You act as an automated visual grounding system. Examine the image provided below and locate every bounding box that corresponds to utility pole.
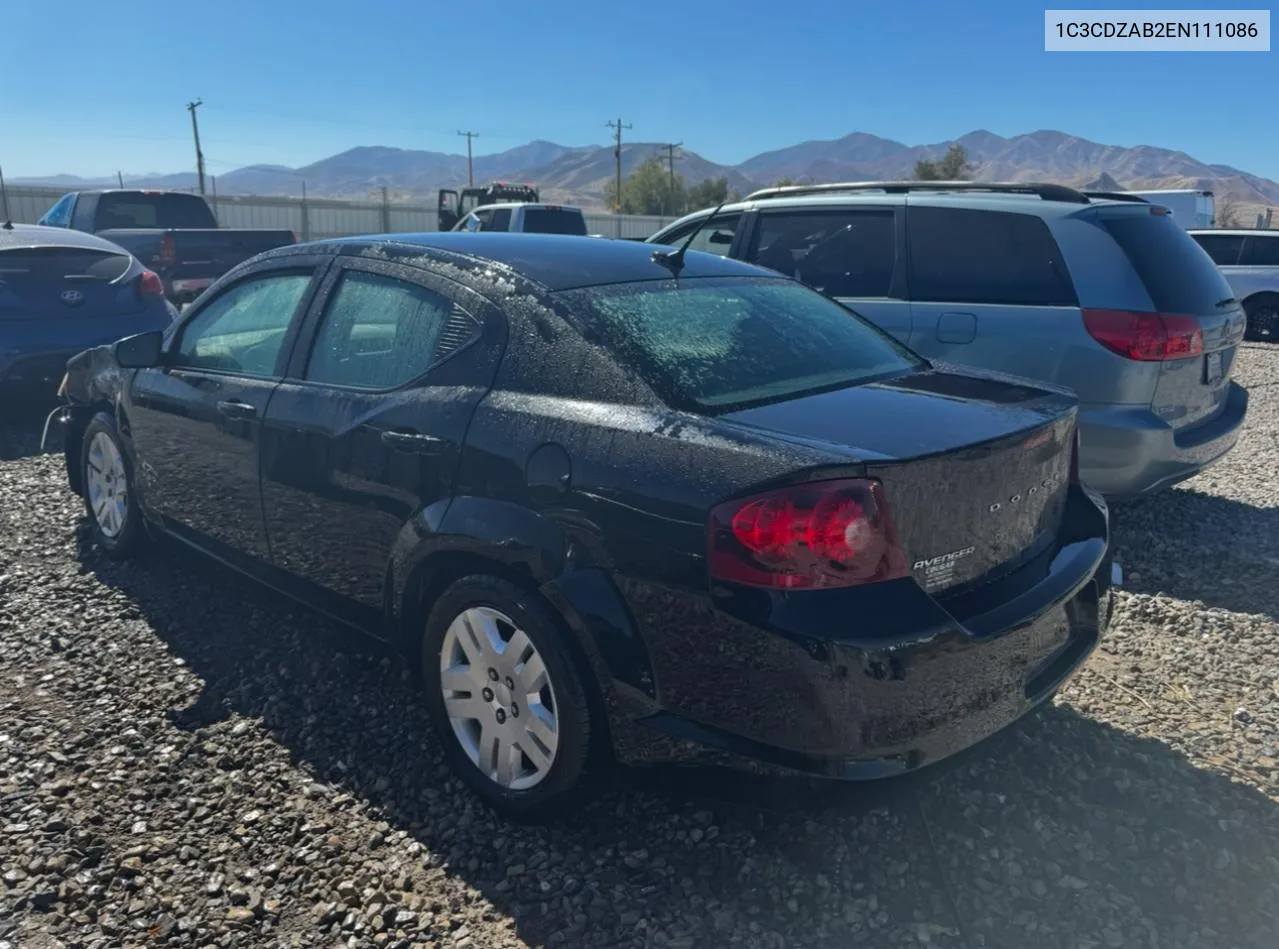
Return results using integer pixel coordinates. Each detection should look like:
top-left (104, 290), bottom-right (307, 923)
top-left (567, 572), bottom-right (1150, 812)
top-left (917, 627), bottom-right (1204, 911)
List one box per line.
top-left (606, 118), bottom-right (632, 214)
top-left (457, 130), bottom-right (478, 186)
top-left (661, 142), bottom-right (683, 215)
top-left (0, 165), bottom-right (9, 223)
top-left (186, 98), bottom-right (206, 195)
top-left (116, 170), bottom-right (124, 188)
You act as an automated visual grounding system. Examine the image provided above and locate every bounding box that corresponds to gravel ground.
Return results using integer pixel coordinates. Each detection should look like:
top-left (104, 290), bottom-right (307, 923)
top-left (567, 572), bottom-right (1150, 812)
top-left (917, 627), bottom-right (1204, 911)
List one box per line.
top-left (2, 347), bottom-right (1279, 949)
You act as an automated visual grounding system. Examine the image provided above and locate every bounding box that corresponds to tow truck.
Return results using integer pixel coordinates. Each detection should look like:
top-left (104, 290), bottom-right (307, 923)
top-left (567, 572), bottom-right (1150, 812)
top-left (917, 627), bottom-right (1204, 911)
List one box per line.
top-left (438, 182), bottom-right (539, 231)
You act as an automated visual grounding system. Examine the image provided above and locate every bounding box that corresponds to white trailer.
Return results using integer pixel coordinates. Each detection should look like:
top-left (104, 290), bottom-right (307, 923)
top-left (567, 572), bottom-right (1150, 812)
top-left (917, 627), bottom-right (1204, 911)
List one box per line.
top-left (1125, 190), bottom-right (1215, 229)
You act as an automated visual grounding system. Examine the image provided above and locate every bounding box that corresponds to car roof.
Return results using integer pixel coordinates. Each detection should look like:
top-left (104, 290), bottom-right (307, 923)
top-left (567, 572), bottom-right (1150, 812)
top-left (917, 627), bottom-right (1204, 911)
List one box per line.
top-left (0, 222), bottom-right (134, 254)
top-left (301, 231), bottom-right (775, 291)
top-left (656, 187), bottom-right (1136, 234)
top-left (471, 202), bottom-right (583, 213)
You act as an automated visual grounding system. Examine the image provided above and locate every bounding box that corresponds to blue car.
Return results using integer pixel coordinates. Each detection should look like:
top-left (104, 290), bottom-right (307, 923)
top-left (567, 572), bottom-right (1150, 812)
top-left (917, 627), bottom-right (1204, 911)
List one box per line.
top-left (1, 223), bottom-right (177, 392)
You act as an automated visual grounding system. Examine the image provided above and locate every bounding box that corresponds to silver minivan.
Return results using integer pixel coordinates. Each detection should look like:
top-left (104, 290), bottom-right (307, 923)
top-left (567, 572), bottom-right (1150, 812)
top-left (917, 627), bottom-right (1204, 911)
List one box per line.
top-left (648, 182), bottom-right (1249, 498)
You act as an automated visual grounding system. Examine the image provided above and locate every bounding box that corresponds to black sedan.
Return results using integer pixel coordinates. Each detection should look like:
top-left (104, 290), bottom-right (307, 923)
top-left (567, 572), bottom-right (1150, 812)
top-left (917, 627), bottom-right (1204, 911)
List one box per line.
top-left (55, 232), bottom-right (1118, 818)
top-left (1, 223), bottom-right (176, 392)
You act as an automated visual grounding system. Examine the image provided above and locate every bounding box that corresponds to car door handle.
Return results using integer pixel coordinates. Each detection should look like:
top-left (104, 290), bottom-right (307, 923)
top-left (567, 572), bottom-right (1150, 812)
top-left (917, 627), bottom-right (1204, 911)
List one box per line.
top-left (380, 429), bottom-right (446, 454)
top-left (216, 399), bottom-right (258, 420)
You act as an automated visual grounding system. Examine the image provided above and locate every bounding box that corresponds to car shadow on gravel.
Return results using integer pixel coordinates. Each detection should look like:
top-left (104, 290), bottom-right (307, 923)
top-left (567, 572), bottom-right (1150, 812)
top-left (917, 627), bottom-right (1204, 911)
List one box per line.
top-left (76, 535), bottom-right (1279, 949)
top-left (0, 396), bottom-right (60, 462)
top-left (1112, 490), bottom-right (1279, 621)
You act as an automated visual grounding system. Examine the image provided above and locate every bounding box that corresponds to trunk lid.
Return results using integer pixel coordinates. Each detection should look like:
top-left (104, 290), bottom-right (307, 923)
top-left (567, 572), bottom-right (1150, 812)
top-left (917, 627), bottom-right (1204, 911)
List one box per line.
top-left (1099, 210), bottom-right (1246, 431)
top-left (718, 368), bottom-right (1077, 595)
top-left (0, 246), bottom-right (143, 320)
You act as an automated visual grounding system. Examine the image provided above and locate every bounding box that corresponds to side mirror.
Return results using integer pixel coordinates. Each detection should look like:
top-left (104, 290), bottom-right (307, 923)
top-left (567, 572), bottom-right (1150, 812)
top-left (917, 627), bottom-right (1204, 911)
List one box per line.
top-left (708, 230), bottom-right (734, 245)
top-left (113, 330), bottom-right (165, 369)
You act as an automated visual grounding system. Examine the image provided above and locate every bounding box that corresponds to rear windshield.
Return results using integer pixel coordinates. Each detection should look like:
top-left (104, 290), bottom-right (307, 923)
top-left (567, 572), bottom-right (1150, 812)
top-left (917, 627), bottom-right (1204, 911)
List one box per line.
top-left (1101, 213), bottom-right (1234, 313)
top-left (557, 277), bottom-right (925, 412)
top-left (95, 193), bottom-right (217, 230)
top-left (523, 209), bottom-right (588, 236)
top-left (0, 247), bottom-right (132, 284)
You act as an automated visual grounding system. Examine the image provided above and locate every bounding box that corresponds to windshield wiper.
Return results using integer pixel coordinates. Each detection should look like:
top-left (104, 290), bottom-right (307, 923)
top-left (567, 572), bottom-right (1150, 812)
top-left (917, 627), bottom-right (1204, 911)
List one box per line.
top-left (651, 202), bottom-right (727, 279)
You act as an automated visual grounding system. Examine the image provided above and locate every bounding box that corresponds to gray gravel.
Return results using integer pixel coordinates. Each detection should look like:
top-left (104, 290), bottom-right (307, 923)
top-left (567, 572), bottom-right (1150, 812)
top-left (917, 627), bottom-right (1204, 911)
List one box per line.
top-left (3, 347), bottom-right (1279, 949)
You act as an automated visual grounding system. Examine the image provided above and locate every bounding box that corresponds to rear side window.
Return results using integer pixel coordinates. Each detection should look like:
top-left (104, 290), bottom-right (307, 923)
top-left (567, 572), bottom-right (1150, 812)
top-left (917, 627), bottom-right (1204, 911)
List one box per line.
top-left (1191, 233), bottom-right (1245, 265)
top-left (556, 277), bottom-right (925, 412)
top-left (1241, 235), bottom-right (1279, 266)
top-left (305, 271), bottom-right (454, 389)
top-left (40, 195), bottom-right (75, 228)
top-left (95, 193), bottom-right (216, 229)
top-left (907, 207), bottom-right (1077, 307)
top-left (522, 209), bottom-right (588, 236)
top-left (1101, 213), bottom-right (1235, 313)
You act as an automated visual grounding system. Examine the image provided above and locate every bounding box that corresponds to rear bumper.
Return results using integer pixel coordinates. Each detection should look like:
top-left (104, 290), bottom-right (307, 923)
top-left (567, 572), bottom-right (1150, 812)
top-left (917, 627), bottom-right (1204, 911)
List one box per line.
top-left (595, 486), bottom-right (1115, 779)
top-left (0, 348), bottom-right (82, 388)
top-left (1077, 381), bottom-right (1248, 498)
top-left (1, 309), bottom-right (176, 389)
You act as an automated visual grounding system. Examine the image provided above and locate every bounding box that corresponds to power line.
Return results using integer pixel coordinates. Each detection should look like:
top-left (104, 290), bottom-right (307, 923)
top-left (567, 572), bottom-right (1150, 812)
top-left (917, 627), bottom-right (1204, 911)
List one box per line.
top-left (606, 118), bottom-right (632, 214)
top-left (186, 98), bottom-right (206, 195)
top-left (457, 130), bottom-right (479, 186)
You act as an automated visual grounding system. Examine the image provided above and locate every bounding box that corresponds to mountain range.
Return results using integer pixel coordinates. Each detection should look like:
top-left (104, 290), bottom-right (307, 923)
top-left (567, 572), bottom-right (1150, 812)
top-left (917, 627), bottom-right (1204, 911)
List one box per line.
top-left (14, 129), bottom-right (1279, 223)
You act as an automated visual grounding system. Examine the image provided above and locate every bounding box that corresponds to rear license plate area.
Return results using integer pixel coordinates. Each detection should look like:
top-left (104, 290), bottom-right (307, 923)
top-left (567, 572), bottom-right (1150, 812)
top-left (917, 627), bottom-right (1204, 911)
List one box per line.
top-left (1204, 351), bottom-right (1224, 386)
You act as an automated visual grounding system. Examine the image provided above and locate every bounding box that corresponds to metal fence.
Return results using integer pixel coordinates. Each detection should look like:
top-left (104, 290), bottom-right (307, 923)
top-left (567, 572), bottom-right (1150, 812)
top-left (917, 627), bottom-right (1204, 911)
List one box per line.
top-left (0, 184), bottom-right (677, 241)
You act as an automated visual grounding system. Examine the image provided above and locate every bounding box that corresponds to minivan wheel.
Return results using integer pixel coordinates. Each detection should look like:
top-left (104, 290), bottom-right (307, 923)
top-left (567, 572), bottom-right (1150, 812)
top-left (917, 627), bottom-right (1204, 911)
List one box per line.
top-left (421, 576), bottom-right (594, 819)
top-left (1243, 295), bottom-right (1279, 342)
top-left (81, 411), bottom-right (146, 558)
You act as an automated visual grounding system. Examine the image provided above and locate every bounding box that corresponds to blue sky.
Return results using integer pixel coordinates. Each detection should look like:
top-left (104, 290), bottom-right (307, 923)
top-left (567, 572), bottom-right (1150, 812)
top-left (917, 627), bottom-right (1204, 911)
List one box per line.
top-left (3, 0), bottom-right (1275, 180)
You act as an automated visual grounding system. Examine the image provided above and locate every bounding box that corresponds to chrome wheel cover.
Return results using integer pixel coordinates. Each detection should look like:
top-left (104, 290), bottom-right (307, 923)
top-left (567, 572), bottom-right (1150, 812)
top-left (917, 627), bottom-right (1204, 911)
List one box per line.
top-left (85, 431), bottom-right (128, 539)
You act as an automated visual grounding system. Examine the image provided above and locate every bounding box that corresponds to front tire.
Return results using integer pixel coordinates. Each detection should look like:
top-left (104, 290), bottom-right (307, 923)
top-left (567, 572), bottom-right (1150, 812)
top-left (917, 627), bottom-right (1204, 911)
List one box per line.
top-left (81, 411), bottom-right (146, 558)
top-left (421, 576), bottom-right (595, 820)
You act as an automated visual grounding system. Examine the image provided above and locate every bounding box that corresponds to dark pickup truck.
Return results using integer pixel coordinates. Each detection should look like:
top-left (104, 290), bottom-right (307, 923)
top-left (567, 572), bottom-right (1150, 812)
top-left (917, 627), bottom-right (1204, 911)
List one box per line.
top-left (37, 189), bottom-right (296, 305)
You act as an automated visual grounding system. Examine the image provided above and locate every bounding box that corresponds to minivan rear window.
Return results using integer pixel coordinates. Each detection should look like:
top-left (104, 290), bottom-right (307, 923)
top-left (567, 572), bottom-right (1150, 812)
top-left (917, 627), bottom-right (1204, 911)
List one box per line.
top-left (557, 277), bottom-right (925, 412)
top-left (523, 209), bottom-right (588, 236)
top-left (1102, 213), bottom-right (1235, 314)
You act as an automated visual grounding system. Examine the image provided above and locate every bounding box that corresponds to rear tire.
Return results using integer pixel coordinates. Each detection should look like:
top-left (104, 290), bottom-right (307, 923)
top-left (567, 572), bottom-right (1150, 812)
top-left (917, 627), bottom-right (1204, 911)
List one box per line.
top-left (1243, 294), bottom-right (1279, 342)
top-left (420, 575), bottom-right (595, 821)
top-left (81, 412), bottom-right (147, 559)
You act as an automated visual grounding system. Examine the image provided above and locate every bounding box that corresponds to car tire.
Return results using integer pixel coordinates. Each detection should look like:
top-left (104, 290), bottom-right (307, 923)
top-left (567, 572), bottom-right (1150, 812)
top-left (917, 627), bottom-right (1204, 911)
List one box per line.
top-left (81, 411), bottom-right (147, 559)
top-left (1243, 294), bottom-right (1279, 342)
top-left (421, 575), bottom-right (595, 820)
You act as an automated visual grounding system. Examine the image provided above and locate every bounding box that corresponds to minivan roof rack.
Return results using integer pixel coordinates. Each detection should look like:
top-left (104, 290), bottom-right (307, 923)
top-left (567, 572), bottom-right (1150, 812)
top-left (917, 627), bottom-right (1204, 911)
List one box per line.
top-left (744, 180), bottom-right (1092, 204)
top-left (1082, 191), bottom-right (1150, 203)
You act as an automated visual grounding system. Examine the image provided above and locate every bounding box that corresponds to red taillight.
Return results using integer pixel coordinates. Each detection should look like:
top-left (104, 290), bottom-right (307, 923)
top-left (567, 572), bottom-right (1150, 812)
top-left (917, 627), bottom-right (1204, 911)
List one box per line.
top-left (139, 270), bottom-right (164, 296)
top-left (1082, 308), bottom-right (1203, 361)
top-left (708, 478), bottom-right (909, 590)
top-left (159, 233), bottom-right (176, 266)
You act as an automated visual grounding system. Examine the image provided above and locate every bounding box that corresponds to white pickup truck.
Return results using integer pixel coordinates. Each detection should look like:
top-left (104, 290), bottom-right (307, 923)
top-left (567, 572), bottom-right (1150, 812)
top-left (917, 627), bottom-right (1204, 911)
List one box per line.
top-left (451, 202), bottom-right (589, 236)
top-left (1188, 229), bottom-right (1279, 341)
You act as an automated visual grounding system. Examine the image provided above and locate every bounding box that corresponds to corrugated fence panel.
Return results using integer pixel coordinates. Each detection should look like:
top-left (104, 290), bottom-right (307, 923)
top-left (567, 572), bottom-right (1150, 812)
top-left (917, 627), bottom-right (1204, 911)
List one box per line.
top-left (1, 185), bottom-right (676, 241)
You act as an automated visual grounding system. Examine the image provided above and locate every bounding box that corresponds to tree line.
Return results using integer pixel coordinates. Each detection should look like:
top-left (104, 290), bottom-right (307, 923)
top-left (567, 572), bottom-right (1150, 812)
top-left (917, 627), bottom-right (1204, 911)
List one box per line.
top-left (605, 145), bottom-right (975, 215)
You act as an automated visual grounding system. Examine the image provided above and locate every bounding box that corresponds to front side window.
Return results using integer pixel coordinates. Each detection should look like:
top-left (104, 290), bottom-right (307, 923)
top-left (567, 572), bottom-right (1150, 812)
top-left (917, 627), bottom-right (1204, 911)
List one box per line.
top-left (175, 272), bottom-right (312, 376)
top-left (748, 210), bottom-right (896, 297)
top-left (907, 206), bottom-right (1077, 307)
top-left (305, 271), bottom-right (453, 389)
top-left (651, 214), bottom-right (741, 257)
top-left (557, 276), bottom-right (924, 412)
top-left (488, 207), bottom-right (512, 231)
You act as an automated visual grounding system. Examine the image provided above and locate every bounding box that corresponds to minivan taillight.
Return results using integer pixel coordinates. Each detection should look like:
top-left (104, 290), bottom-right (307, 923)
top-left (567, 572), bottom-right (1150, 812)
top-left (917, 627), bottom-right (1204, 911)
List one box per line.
top-left (708, 478), bottom-right (909, 589)
top-left (1082, 308), bottom-right (1204, 361)
top-left (159, 233), bottom-right (176, 267)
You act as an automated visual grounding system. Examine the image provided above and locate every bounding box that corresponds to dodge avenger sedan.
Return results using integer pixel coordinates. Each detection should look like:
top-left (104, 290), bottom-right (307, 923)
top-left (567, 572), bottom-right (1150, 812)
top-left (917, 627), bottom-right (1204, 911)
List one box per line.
top-left (54, 232), bottom-right (1118, 818)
